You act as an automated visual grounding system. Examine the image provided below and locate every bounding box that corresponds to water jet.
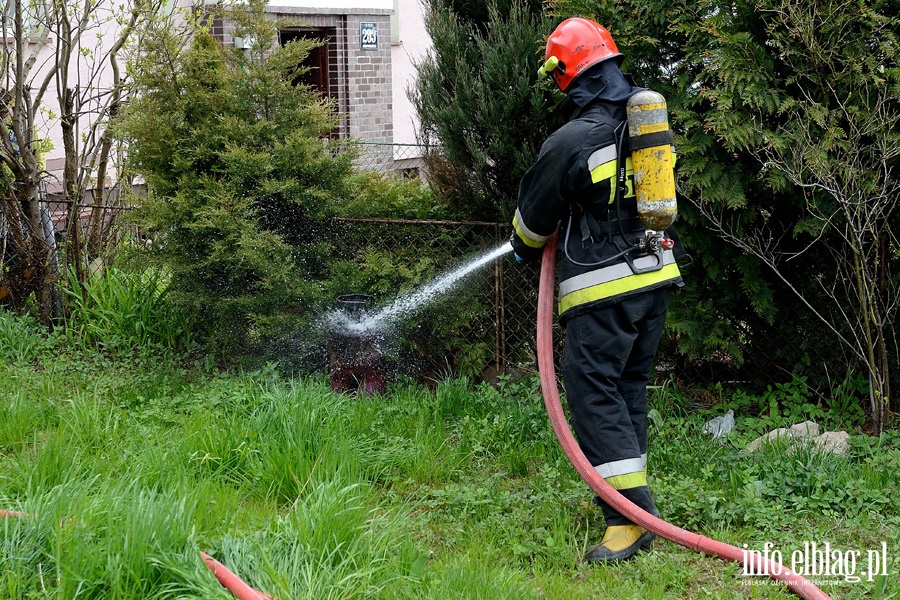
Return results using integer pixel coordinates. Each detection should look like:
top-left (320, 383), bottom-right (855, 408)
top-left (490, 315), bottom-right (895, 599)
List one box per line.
top-left (324, 242), bottom-right (514, 392)
top-left (327, 294), bottom-right (387, 396)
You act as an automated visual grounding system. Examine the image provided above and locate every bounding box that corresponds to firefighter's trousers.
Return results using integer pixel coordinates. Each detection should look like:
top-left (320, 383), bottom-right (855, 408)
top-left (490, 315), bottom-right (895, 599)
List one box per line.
top-left (561, 286), bottom-right (672, 526)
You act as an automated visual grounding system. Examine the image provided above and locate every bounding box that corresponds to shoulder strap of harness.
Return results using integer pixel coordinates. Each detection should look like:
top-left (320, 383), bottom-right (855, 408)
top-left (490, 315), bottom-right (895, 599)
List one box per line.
top-left (573, 112), bottom-right (638, 247)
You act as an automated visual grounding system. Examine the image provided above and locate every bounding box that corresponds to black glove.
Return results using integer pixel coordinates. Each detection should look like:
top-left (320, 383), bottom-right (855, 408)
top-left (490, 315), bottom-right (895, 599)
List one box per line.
top-left (510, 231), bottom-right (543, 263)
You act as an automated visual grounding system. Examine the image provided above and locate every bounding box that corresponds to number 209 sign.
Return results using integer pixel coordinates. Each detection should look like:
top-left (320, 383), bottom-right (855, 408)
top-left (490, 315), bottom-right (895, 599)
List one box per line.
top-left (360, 22), bottom-right (378, 50)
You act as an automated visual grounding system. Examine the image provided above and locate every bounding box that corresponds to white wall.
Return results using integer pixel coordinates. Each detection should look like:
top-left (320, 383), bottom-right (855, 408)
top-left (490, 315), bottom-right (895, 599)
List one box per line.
top-left (390, 0), bottom-right (430, 148)
top-left (262, 0), bottom-right (430, 151)
top-left (265, 0), bottom-right (391, 9)
top-left (37, 0), bottom-right (195, 192)
top-left (36, 0), bottom-right (430, 185)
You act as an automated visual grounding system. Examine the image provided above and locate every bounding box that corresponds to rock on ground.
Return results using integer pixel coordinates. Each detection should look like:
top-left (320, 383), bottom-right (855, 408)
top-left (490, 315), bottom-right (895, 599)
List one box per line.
top-left (747, 422), bottom-right (850, 455)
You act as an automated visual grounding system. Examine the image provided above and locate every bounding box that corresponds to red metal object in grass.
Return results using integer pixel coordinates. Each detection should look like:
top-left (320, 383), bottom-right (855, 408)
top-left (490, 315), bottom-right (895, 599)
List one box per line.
top-left (328, 294), bottom-right (387, 396)
top-left (1, 509), bottom-right (273, 600)
top-left (536, 233), bottom-right (831, 600)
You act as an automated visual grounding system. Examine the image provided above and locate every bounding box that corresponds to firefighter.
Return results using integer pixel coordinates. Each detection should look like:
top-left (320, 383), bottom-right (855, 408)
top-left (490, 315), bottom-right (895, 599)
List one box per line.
top-left (511, 17), bottom-right (684, 563)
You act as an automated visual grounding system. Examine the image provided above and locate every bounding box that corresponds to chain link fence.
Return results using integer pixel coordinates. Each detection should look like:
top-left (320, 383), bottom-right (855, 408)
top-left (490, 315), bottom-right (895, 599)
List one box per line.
top-left (4, 202), bottom-right (869, 395)
top-left (322, 217), bottom-right (540, 381)
top-left (323, 216), bottom-right (873, 396)
top-left (6, 182), bottom-right (881, 398)
top-left (353, 142), bottom-right (428, 176)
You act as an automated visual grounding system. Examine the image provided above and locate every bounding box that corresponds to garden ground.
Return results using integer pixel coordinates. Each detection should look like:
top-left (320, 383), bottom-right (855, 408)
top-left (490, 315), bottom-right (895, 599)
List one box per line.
top-left (1, 310), bottom-right (898, 599)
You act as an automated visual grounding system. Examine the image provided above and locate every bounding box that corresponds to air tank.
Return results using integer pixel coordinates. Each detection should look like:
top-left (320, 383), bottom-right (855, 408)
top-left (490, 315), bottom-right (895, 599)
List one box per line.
top-left (626, 90), bottom-right (678, 231)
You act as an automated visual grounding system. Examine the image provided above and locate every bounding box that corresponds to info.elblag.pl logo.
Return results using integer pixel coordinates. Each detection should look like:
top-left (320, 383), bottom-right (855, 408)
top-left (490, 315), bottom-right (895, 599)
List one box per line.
top-left (742, 541), bottom-right (890, 583)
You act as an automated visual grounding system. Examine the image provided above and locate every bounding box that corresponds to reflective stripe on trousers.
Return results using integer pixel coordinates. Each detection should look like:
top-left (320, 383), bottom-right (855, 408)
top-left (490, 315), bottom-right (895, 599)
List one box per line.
top-left (594, 454), bottom-right (649, 490)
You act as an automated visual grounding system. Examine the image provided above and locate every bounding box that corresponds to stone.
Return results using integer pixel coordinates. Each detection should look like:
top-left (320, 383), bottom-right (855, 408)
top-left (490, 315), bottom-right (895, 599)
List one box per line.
top-left (790, 420), bottom-right (820, 439)
top-left (748, 422), bottom-right (850, 455)
top-left (814, 431), bottom-right (851, 455)
top-left (746, 428), bottom-right (794, 452)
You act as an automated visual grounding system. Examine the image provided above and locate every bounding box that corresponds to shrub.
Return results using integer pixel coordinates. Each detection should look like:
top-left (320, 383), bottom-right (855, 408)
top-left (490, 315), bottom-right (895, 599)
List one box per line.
top-left (63, 265), bottom-right (195, 354)
top-left (120, 2), bottom-right (352, 349)
top-left (337, 171), bottom-right (452, 220)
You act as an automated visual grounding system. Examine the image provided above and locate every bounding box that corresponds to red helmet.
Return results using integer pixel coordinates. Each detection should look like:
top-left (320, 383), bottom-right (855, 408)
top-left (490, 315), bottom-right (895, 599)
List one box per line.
top-left (538, 18), bottom-right (622, 92)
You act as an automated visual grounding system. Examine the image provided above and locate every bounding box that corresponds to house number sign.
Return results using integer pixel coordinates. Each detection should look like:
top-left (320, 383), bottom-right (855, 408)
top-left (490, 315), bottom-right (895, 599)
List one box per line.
top-left (360, 22), bottom-right (378, 50)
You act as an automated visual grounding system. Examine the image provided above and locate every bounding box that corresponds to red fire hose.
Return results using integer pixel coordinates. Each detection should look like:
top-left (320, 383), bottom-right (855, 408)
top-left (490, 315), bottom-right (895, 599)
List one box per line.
top-left (536, 234), bottom-right (830, 600)
top-left (201, 552), bottom-right (272, 599)
top-left (0, 509), bottom-right (272, 600)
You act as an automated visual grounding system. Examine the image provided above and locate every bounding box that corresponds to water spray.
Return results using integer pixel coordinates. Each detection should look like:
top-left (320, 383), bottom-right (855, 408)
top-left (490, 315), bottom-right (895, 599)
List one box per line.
top-left (326, 241), bottom-right (514, 394)
top-left (328, 242), bottom-right (513, 336)
top-left (327, 294), bottom-right (387, 396)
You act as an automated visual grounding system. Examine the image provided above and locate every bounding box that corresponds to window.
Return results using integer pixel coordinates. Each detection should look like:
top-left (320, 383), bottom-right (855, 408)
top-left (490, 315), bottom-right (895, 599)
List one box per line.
top-left (280, 28), bottom-right (334, 98)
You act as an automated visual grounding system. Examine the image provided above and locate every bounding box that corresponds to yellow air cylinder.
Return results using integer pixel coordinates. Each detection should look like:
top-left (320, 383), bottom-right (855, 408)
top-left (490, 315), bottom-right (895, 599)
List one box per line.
top-left (626, 90), bottom-right (678, 231)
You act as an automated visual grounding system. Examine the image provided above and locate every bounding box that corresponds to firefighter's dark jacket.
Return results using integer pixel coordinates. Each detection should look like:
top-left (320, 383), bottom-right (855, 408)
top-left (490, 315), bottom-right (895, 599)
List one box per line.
top-left (512, 65), bottom-right (684, 321)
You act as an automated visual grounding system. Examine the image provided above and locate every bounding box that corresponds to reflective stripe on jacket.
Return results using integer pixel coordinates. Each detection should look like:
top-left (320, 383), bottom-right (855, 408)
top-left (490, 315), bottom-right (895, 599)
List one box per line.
top-left (558, 250), bottom-right (680, 315)
top-left (512, 99), bottom-right (682, 320)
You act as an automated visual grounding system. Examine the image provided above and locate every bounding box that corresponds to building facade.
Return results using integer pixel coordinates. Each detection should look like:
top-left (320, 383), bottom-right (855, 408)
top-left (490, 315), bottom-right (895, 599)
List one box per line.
top-left (33, 0), bottom-right (430, 188)
top-left (223, 0), bottom-right (430, 172)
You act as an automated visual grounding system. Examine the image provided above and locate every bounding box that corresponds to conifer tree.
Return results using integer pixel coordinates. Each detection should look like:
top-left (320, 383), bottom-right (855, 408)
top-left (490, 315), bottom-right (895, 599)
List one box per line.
top-left (413, 0), bottom-right (557, 221)
top-left (558, 0), bottom-right (900, 430)
top-left (676, 0), bottom-right (900, 432)
top-left (418, 0), bottom-right (899, 429)
top-left (119, 1), bottom-right (353, 347)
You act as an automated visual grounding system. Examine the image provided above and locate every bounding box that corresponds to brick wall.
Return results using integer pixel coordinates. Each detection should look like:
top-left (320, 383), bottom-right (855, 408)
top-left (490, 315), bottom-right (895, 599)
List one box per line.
top-left (269, 7), bottom-right (394, 168)
top-left (343, 15), bottom-right (392, 146)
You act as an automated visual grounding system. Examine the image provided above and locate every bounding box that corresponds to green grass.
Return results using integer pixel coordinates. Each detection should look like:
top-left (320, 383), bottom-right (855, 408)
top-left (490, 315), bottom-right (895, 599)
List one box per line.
top-left (63, 265), bottom-right (196, 354)
top-left (1, 309), bottom-right (898, 599)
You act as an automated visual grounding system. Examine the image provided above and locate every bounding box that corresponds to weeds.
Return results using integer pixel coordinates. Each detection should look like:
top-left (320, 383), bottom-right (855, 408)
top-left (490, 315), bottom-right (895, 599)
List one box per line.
top-left (0, 309), bottom-right (57, 364)
top-left (63, 264), bottom-right (196, 354)
top-left (0, 309), bottom-right (897, 599)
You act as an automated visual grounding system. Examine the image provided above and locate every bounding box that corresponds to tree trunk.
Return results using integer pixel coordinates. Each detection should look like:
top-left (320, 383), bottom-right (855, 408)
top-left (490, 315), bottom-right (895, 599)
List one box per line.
top-left (61, 86), bottom-right (85, 287)
top-left (20, 178), bottom-right (51, 321)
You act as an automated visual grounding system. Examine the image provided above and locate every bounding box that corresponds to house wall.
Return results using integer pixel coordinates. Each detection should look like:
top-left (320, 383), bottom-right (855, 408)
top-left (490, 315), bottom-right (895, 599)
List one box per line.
top-left (36, 0), bottom-right (430, 185)
top-left (271, 0), bottom-right (432, 171)
top-left (35, 0), bottom-right (196, 195)
top-left (391, 0), bottom-right (430, 148)
top-left (34, 1), bottom-right (124, 193)
top-left (268, 1), bottom-right (395, 163)
top-left (285, 0), bottom-right (391, 9)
